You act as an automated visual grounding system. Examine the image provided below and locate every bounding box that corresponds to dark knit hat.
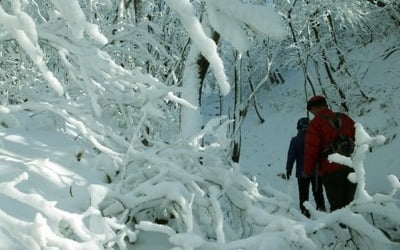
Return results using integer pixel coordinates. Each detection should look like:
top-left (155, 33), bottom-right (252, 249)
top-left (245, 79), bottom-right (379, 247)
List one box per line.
top-left (306, 95), bottom-right (327, 111)
top-left (296, 117), bottom-right (309, 130)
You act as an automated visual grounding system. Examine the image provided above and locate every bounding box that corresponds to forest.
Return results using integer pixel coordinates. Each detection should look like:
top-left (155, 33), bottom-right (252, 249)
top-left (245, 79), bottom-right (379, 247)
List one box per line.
top-left (0, 0), bottom-right (399, 249)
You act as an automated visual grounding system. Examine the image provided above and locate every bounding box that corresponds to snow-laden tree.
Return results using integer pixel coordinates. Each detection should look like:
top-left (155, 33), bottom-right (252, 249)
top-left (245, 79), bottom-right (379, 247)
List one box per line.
top-left (0, 0), bottom-right (400, 249)
top-left (0, 0), bottom-right (291, 248)
top-left (273, 0), bottom-right (400, 112)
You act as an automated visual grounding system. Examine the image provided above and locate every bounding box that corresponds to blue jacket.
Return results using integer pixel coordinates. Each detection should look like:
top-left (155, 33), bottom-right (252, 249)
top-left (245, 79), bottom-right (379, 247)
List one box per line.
top-left (286, 130), bottom-right (306, 178)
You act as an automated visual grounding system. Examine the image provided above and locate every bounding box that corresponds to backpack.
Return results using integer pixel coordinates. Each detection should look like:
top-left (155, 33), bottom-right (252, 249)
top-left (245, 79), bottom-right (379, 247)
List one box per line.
top-left (321, 113), bottom-right (355, 158)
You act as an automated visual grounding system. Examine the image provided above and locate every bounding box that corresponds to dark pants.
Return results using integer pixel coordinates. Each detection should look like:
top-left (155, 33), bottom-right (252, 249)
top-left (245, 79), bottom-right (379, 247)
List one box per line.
top-left (297, 176), bottom-right (325, 216)
top-left (322, 167), bottom-right (357, 211)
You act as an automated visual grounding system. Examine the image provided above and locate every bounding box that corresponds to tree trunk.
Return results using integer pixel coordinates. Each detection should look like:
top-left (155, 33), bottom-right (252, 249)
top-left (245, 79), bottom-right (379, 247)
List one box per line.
top-left (326, 14), bottom-right (372, 102)
top-left (198, 32), bottom-right (220, 106)
top-left (180, 44), bottom-right (203, 138)
top-left (231, 52), bottom-right (242, 163)
top-left (311, 22), bottom-right (348, 112)
top-left (287, 0), bottom-right (316, 95)
top-left (180, 31), bottom-right (220, 138)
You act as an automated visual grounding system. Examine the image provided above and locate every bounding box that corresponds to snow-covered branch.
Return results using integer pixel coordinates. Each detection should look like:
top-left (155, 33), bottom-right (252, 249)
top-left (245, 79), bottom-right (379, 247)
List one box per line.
top-left (0, 173), bottom-right (136, 249)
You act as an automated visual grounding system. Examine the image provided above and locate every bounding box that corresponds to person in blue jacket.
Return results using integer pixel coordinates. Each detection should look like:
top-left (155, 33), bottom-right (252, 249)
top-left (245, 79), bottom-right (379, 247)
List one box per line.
top-left (285, 117), bottom-right (325, 217)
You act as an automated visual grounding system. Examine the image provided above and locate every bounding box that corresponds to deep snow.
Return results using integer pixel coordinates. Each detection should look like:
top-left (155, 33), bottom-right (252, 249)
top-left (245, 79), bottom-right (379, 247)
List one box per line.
top-left (0, 38), bottom-right (399, 249)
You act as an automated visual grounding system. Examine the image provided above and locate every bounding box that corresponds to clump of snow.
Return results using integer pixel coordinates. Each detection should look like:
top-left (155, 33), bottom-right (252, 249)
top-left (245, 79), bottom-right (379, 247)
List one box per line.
top-left (206, 3), bottom-right (249, 53)
top-left (387, 175), bottom-right (400, 190)
top-left (165, 0), bottom-right (230, 96)
top-left (49, 0), bottom-right (86, 39)
top-left (88, 184), bottom-right (108, 208)
top-left (208, 0), bottom-right (286, 40)
top-left (85, 23), bottom-right (108, 46)
top-left (166, 91), bottom-right (198, 110)
top-left (328, 153), bottom-right (353, 167)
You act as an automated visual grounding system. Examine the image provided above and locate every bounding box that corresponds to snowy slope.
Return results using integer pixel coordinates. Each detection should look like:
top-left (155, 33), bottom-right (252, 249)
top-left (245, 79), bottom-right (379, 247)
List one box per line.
top-left (240, 38), bottom-right (400, 206)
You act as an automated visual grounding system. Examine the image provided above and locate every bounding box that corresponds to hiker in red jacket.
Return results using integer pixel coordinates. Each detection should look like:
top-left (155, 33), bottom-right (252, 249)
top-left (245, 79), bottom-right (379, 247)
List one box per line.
top-left (303, 96), bottom-right (357, 211)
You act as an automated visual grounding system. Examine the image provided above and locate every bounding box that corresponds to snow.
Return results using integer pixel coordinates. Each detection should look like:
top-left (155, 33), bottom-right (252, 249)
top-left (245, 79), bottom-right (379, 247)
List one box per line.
top-left (49, 0), bottom-right (86, 39)
top-left (239, 56), bottom-right (400, 199)
top-left (0, 3), bottom-right (64, 96)
top-left (180, 45), bottom-right (204, 137)
top-left (1, 46), bottom-right (400, 248)
top-left (208, 0), bottom-right (286, 40)
top-left (206, 2), bottom-right (250, 53)
top-left (0, 1), bottom-right (400, 249)
top-left (165, 0), bottom-right (231, 96)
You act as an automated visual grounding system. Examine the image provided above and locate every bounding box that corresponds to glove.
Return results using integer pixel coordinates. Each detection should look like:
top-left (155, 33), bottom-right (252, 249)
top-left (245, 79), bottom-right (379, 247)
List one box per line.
top-left (286, 170), bottom-right (291, 180)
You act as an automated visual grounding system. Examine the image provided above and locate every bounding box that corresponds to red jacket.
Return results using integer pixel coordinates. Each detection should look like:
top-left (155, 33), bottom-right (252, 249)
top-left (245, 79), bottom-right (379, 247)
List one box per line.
top-left (304, 108), bottom-right (355, 176)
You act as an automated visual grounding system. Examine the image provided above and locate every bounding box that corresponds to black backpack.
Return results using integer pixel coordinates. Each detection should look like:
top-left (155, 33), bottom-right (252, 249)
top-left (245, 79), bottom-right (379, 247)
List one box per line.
top-left (321, 113), bottom-right (355, 158)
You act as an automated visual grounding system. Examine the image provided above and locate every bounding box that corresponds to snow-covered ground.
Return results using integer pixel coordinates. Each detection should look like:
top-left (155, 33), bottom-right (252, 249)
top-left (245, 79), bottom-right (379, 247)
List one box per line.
top-left (0, 38), bottom-right (399, 249)
top-left (240, 41), bottom-right (400, 203)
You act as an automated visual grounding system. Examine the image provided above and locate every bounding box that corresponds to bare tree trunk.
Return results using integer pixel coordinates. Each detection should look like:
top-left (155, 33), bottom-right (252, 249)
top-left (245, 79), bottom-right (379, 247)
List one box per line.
top-left (310, 57), bottom-right (328, 98)
top-left (248, 77), bottom-right (265, 124)
top-left (287, 0), bottom-right (316, 95)
top-left (134, 0), bottom-right (141, 23)
top-left (231, 52), bottom-right (242, 163)
top-left (322, 50), bottom-right (349, 112)
top-left (311, 22), bottom-right (349, 112)
top-left (245, 51), bottom-right (265, 123)
top-left (326, 14), bottom-right (373, 102)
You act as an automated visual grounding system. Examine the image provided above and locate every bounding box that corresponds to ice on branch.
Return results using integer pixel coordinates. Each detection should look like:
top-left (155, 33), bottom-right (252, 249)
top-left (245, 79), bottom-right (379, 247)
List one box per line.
top-left (387, 175), bottom-right (400, 197)
top-left (0, 173), bottom-right (136, 249)
top-left (166, 92), bottom-right (198, 110)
